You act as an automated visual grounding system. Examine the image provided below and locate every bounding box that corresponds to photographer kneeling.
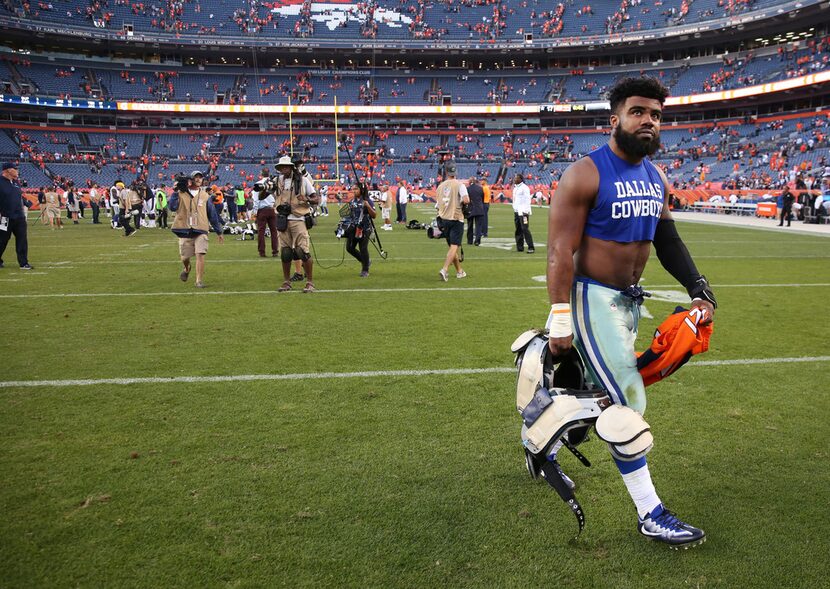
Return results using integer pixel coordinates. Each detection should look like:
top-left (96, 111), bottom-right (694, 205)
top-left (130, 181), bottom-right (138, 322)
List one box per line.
top-left (168, 170), bottom-right (224, 288)
top-left (273, 156), bottom-right (319, 293)
top-left (344, 184), bottom-right (377, 277)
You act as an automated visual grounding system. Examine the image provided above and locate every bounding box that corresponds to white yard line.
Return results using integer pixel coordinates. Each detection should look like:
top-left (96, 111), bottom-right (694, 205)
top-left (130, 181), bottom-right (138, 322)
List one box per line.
top-left (0, 282), bottom-right (828, 299)
top-left (30, 252), bottom-right (830, 268)
top-left (1, 356), bottom-right (827, 389)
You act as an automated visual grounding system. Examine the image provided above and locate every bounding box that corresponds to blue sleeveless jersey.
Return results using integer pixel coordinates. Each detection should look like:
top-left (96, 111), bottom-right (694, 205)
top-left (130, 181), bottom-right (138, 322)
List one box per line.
top-left (585, 144), bottom-right (665, 242)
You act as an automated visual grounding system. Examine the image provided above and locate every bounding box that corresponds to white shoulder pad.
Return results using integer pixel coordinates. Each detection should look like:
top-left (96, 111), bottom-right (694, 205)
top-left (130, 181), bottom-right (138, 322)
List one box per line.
top-left (511, 329), bottom-right (544, 353)
top-left (595, 405), bottom-right (653, 461)
top-left (524, 395), bottom-right (583, 451)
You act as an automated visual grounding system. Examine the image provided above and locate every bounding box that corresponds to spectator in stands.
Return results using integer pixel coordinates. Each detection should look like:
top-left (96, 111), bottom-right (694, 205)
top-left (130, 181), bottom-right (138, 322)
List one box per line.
top-left (169, 171), bottom-right (225, 289)
top-left (0, 163), bottom-right (33, 270)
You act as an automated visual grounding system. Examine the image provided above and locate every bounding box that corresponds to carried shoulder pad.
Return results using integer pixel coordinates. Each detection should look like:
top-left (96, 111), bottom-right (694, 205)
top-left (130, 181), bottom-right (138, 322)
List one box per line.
top-left (522, 394), bottom-right (606, 455)
top-left (595, 405), bottom-right (654, 461)
top-left (511, 329), bottom-right (543, 354)
top-left (515, 334), bottom-right (547, 412)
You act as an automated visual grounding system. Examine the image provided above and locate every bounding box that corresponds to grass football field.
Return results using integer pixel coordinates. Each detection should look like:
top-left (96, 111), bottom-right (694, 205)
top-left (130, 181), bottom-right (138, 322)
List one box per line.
top-left (1, 204), bottom-right (828, 588)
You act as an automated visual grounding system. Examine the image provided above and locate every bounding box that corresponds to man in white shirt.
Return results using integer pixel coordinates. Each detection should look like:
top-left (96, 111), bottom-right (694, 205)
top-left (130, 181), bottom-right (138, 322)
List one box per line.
top-left (512, 173), bottom-right (535, 253)
top-left (397, 180), bottom-right (409, 224)
top-left (89, 185), bottom-right (101, 224)
top-left (319, 184), bottom-right (329, 216)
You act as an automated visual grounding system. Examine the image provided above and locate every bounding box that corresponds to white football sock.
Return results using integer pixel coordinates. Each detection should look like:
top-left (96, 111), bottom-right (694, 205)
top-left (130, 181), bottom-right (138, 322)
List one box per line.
top-left (620, 464), bottom-right (662, 518)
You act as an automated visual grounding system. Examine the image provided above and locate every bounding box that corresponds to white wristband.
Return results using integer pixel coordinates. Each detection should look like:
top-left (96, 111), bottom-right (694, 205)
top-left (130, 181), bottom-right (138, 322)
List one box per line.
top-left (545, 304), bottom-right (573, 338)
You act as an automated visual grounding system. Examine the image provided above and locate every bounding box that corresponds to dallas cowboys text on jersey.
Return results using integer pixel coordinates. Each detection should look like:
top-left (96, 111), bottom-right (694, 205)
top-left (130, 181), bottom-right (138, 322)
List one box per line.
top-left (585, 144), bottom-right (665, 243)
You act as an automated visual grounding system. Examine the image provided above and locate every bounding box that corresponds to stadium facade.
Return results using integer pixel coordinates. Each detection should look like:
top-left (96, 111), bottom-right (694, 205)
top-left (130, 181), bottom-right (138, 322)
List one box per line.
top-left (1, 0), bottom-right (828, 196)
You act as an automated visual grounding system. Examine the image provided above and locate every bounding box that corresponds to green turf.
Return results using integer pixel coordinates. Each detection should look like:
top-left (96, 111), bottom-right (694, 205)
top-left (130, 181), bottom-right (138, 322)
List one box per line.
top-left (1, 205), bottom-right (828, 588)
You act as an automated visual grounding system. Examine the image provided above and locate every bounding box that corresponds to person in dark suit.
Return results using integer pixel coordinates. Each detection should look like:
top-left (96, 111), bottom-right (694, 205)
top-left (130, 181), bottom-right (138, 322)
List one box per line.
top-left (0, 163), bottom-right (33, 270)
top-left (466, 177), bottom-right (485, 246)
top-left (779, 187), bottom-right (794, 227)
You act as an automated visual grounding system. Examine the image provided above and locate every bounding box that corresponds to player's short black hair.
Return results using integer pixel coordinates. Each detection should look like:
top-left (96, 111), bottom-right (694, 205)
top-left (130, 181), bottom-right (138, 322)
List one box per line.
top-left (608, 77), bottom-right (669, 114)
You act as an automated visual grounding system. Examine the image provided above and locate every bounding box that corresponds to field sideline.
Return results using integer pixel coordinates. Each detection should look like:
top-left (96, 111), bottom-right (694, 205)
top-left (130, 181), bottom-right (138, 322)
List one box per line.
top-left (1, 204), bottom-right (828, 588)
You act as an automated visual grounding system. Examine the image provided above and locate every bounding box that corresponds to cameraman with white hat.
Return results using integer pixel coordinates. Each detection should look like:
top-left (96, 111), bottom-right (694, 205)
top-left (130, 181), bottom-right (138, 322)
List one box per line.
top-left (273, 155), bottom-right (319, 293)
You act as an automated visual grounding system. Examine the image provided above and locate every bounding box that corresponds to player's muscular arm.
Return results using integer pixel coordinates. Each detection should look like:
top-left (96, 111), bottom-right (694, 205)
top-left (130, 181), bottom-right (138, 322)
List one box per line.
top-left (546, 158), bottom-right (598, 356)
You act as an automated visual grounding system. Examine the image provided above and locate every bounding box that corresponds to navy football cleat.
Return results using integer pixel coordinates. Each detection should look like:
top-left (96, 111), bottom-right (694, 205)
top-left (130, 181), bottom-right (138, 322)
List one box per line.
top-left (637, 504), bottom-right (706, 549)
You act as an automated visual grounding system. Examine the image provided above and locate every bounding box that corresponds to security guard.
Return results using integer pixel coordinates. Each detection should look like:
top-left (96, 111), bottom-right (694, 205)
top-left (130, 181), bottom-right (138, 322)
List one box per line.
top-left (274, 155), bottom-right (319, 293)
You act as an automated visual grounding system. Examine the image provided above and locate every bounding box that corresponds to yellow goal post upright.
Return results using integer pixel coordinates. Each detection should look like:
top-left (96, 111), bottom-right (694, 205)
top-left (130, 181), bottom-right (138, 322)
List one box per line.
top-left (286, 94), bottom-right (341, 188)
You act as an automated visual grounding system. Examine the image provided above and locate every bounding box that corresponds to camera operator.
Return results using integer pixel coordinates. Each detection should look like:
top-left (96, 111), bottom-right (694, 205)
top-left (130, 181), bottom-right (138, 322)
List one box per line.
top-left (344, 183), bottom-right (377, 277)
top-left (274, 155), bottom-right (319, 293)
top-left (435, 162), bottom-right (469, 281)
top-left (252, 169), bottom-right (279, 258)
top-left (168, 170), bottom-right (224, 288)
top-left (118, 182), bottom-right (142, 237)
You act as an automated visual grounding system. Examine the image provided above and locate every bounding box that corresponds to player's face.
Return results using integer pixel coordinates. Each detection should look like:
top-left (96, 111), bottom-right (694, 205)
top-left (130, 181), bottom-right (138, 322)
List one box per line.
top-left (611, 96), bottom-right (662, 158)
